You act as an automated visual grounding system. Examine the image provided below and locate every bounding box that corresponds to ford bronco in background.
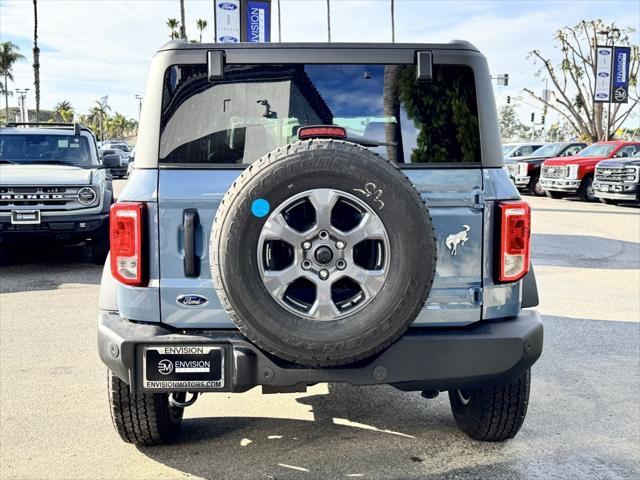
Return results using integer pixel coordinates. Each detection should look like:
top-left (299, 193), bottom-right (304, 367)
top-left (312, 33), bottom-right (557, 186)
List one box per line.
top-left (0, 122), bottom-right (113, 264)
top-left (540, 140), bottom-right (640, 201)
top-left (594, 152), bottom-right (640, 205)
top-left (98, 41), bottom-right (543, 445)
top-left (504, 142), bottom-right (586, 196)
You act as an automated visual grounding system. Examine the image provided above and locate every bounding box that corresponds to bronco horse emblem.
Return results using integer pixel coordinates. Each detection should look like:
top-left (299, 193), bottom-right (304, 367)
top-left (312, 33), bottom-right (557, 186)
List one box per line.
top-left (444, 225), bottom-right (470, 255)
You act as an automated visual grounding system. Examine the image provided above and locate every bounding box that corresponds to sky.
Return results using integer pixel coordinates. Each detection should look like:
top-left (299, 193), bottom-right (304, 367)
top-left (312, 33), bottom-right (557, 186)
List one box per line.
top-left (1, 0), bottom-right (639, 126)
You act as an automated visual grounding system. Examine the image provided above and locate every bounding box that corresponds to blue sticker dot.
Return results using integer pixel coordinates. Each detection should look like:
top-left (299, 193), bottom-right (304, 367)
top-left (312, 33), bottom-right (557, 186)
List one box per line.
top-left (251, 198), bottom-right (270, 218)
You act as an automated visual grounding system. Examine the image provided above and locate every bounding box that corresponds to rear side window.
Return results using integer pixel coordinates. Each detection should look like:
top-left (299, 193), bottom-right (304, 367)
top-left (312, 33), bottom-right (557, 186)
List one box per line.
top-left (159, 63), bottom-right (480, 165)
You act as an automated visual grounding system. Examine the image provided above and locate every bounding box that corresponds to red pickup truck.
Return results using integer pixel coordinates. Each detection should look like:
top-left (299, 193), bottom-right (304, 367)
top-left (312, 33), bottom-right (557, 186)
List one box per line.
top-left (540, 141), bottom-right (640, 201)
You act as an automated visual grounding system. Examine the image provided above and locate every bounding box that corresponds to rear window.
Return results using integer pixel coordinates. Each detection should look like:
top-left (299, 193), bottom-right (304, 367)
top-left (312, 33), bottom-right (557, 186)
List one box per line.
top-left (159, 63), bottom-right (480, 165)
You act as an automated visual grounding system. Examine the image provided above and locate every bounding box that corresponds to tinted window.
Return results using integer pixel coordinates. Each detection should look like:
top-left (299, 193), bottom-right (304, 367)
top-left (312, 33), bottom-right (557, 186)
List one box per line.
top-left (159, 63), bottom-right (480, 165)
top-left (0, 134), bottom-right (94, 167)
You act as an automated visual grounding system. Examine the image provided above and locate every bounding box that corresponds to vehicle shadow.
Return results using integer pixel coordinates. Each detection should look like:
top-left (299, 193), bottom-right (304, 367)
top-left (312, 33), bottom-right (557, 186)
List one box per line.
top-left (134, 315), bottom-right (640, 479)
top-left (0, 244), bottom-right (102, 293)
top-left (531, 233), bottom-right (640, 269)
top-left (138, 383), bottom-right (463, 479)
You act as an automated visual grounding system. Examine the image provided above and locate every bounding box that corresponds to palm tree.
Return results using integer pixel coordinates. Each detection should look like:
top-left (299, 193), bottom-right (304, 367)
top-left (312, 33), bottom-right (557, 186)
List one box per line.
top-left (0, 42), bottom-right (25, 121)
top-left (179, 0), bottom-right (187, 39)
top-left (33, 0), bottom-right (41, 120)
top-left (111, 112), bottom-right (127, 139)
top-left (196, 19), bottom-right (208, 43)
top-left (92, 100), bottom-right (111, 141)
top-left (167, 18), bottom-right (180, 40)
top-left (54, 101), bottom-right (74, 122)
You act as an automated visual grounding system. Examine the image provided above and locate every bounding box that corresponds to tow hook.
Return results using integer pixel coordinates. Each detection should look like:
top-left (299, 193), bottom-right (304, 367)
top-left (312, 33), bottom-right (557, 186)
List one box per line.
top-left (169, 392), bottom-right (199, 408)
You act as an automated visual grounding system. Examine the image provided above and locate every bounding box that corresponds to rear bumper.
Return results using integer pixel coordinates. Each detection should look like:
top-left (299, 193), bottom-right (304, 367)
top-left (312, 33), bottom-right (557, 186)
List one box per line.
top-left (540, 177), bottom-right (580, 192)
top-left (98, 310), bottom-right (544, 393)
top-left (0, 213), bottom-right (109, 244)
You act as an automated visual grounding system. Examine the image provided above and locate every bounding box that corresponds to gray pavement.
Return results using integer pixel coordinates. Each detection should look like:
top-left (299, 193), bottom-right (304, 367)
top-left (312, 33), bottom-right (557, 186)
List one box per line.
top-left (0, 184), bottom-right (638, 479)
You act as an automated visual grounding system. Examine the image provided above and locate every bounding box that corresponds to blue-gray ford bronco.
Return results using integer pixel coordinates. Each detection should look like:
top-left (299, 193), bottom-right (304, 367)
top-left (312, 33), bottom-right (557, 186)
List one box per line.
top-left (98, 41), bottom-right (543, 445)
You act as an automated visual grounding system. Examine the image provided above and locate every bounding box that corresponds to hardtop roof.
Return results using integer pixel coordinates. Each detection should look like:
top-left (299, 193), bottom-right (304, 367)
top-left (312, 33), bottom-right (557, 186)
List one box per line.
top-left (157, 40), bottom-right (479, 54)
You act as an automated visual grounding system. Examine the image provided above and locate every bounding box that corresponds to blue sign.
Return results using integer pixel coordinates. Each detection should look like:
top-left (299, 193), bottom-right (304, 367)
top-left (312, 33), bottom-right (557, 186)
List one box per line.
top-left (611, 46), bottom-right (631, 103)
top-left (246, 1), bottom-right (270, 43)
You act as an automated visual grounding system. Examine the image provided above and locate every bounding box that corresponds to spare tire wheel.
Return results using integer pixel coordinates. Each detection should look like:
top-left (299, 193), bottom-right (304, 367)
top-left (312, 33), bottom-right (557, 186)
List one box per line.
top-left (210, 140), bottom-right (436, 366)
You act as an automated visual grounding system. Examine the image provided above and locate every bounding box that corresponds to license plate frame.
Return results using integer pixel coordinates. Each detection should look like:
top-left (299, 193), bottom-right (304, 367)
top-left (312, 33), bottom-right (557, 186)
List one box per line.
top-left (10, 210), bottom-right (41, 225)
top-left (142, 345), bottom-right (225, 390)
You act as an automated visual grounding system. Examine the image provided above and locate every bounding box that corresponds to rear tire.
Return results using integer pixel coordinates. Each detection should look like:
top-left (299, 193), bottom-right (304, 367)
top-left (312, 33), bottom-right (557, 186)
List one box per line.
top-left (108, 370), bottom-right (184, 446)
top-left (449, 369), bottom-right (531, 442)
top-left (545, 190), bottom-right (566, 199)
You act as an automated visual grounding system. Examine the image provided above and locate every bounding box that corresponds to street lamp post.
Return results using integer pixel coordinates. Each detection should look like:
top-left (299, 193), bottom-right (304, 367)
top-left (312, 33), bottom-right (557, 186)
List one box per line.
top-left (135, 95), bottom-right (143, 136)
top-left (15, 88), bottom-right (30, 123)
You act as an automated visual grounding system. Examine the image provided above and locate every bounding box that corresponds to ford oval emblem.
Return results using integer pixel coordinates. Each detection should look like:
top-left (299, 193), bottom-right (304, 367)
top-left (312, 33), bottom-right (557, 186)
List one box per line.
top-left (219, 36), bottom-right (239, 43)
top-left (218, 2), bottom-right (238, 10)
top-left (599, 49), bottom-right (610, 55)
top-left (598, 72), bottom-right (609, 77)
top-left (596, 93), bottom-right (607, 99)
top-left (177, 294), bottom-right (209, 307)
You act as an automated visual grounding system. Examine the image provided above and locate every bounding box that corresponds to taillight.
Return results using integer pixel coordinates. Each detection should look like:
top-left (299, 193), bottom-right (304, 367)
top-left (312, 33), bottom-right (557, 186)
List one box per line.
top-left (298, 125), bottom-right (347, 140)
top-left (110, 202), bottom-right (146, 286)
top-left (498, 201), bottom-right (531, 283)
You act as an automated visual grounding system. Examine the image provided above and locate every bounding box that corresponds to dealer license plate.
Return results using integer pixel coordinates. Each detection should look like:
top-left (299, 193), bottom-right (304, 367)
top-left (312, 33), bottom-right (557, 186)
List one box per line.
top-left (11, 210), bottom-right (41, 225)
top-left (599, 185), bottom-right (609, 192)
top-left (143, 345), bottom-right (224, 389)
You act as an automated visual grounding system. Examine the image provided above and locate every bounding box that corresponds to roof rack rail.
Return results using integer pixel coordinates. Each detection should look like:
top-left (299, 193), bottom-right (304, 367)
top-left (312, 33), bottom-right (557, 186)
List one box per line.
top-left (3, 122), bottom-right (91, 136)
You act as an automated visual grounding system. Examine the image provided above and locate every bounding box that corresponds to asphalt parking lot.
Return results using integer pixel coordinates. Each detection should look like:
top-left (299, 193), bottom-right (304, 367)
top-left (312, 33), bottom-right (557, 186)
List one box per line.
top-left (0, 182), bottom-right (638, 480)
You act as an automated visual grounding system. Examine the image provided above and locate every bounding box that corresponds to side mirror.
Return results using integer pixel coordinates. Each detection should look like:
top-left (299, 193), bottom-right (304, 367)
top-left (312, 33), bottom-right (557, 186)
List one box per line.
top-left (102, 154), bottom-right (121, 168)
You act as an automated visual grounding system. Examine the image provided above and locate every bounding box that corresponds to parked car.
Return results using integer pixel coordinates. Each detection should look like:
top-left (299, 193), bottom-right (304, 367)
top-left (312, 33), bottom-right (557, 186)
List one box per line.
top-left (0, 122), bottom-right (112, 263)
top-left (99, 41), bottom-right (542, 446)
top-left (126, 160), bottom-right (135, 177)
top-left (99, 148), bottom-right (128, 178)
top-left (540, 141), bottom-right (640, 201)
top-left (502, 142), bottom-right (547, 159)
top-left (594, 153), bottom-right (640, 205)
top-left (504, 142), bottom-right (587, 196)
top-left (102, 142), bottom-right (132, 157)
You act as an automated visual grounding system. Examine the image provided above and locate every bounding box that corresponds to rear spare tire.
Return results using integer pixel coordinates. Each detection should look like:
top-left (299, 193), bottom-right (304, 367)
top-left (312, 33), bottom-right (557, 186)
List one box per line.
top-left (210, 140), bottom-right (436, 366)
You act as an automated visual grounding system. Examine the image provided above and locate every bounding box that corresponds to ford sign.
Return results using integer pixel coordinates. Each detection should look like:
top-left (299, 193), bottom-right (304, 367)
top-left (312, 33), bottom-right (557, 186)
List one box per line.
top-left (596, 93), bottom-right (607, 99)
top-left (599, 49), bottom-right (610, 55)
top-left (218, 2), bottom-right (238, 9)
top-left (176, 294), bottom-right (209, 307)
top-left (598, 72), bottom-right (609, 77)
top-left (219, 36), bottom-right (239, 43)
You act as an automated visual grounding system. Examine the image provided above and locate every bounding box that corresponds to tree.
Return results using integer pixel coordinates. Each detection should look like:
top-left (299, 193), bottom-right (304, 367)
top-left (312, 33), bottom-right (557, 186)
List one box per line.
top-left (499, 104), bottom-right (529, 141)
top-left (33, 0), bottom-right (40, 121)
top-left (167, 18), bottom-right (180, 40)
top-left (54, 100), bottom-right (74, 122)
top-left (196, 18), bottom-right (208, 43)
top-left (179, 0), bottom-right (187, 39)
top-left (91, 100), bottom-right (111, 141)
top-left (525, 20), bottom-right (639, 142)
top-left (0, 42), bottom-right (25, 121)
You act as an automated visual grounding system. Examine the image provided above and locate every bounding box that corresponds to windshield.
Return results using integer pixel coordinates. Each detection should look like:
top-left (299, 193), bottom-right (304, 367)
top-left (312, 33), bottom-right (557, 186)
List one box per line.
top-left (531, 143), bottom-right (563, 157)
top-left (577, 144), bottom-right (616, 158)
top-left (502, 145), bottom-right (515, 155)
top-left (0, 134), bottom-right (95, 167)
top-left (108, 143), bottom-right (130, 152)
top-left (159, 63), bottom-right (481, 164)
